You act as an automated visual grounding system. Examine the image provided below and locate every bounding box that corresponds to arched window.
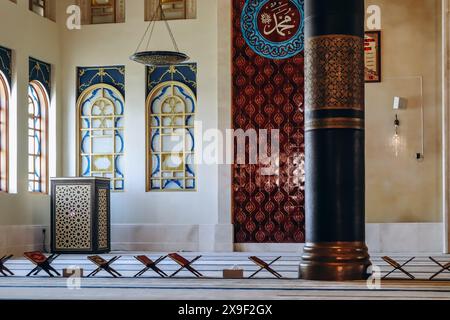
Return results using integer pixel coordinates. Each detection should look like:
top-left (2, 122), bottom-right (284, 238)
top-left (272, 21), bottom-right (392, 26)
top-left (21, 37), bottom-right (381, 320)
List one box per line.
top-left (0, 72), bottom-right (9, 192)
top-left (146, 81), bottom-right (196, 191)
top-left (28, 81), bottom-right (48, 193)
top-left (77, 84), bottom-right (125, 191)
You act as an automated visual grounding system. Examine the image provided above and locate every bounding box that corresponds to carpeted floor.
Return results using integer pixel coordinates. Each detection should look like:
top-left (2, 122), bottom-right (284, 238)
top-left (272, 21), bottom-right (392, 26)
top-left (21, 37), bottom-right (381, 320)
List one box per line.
top-left (0, 252), bottom-right (450, 300)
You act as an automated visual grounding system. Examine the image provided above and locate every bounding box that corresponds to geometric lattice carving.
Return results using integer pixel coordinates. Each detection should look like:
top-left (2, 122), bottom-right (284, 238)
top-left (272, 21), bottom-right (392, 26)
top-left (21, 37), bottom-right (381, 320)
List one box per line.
top-left (97, 188), bottom-right (108, 249)
top-left (54, 185), bottom-right (92, 250)
top-left (51, 177), bottom-right (111, 254)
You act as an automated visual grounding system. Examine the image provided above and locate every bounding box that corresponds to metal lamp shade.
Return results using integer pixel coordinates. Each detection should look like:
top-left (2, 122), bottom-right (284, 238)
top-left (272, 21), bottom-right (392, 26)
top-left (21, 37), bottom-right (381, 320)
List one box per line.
top-left (130, 51), bottom-right (189, 66)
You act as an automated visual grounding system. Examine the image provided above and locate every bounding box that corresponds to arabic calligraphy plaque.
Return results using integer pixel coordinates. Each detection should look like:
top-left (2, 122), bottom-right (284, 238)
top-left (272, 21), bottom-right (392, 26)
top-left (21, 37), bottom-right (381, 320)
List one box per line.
top-left (242, 0), bottom-right (304, 59)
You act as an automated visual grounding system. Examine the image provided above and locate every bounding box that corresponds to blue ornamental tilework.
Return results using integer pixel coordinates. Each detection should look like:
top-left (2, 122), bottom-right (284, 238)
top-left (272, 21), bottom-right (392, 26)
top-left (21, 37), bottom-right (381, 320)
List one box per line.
top-left (0, 46), bottom-right (12, 85)
top-left (147, 63), bottom-right (197, 97)
top-left (29, 57), bottom-right (51, 95)
top-left (77, 66), bottom-right (125, 98)
top-left (146, 63), bottom-right (197, 192)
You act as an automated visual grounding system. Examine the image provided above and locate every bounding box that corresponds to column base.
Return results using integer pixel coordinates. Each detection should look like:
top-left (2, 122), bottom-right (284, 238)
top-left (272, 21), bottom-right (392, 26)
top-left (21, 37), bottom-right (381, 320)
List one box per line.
top-left (299, 242), bottom-right (371, 281)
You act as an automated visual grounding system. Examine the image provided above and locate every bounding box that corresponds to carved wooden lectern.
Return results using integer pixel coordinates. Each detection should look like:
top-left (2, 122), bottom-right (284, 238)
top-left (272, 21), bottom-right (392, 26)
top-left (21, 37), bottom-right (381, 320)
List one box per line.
top-left (50, 177), bottom-right (111, 254)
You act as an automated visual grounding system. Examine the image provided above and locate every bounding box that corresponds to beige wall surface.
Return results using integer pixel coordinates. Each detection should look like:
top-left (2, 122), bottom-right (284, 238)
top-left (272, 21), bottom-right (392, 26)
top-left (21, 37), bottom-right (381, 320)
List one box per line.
top-left (0, 0), bottom-right (62, 225)
top-left (365, 0), bottom-right (442, 222)
top-left (59, 0), bottom-right (219, 225)
top-left (0, 0), bottom-right (444, 231)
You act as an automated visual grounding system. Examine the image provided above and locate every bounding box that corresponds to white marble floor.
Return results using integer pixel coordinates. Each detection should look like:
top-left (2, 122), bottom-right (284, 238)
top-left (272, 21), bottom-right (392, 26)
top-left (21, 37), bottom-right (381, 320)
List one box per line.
top-left (0, 252), bottom-right (450, 300)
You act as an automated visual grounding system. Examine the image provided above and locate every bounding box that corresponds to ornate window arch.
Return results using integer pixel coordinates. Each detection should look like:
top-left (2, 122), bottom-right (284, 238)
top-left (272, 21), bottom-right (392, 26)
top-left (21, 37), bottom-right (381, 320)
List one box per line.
top-left (77, 84), bottom-right (125, 191)
top-left (146, 80), bottom-right (196, 191)
top-left (0, 72), bottom-right (9, 192)
top-left (28, 80), bottom-right (49, 193)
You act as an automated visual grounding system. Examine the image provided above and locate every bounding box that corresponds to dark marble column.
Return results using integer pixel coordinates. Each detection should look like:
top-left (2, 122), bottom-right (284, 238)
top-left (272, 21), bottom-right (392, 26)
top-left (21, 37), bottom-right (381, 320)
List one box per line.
top-left (300, 0), bottom-right (371, 280)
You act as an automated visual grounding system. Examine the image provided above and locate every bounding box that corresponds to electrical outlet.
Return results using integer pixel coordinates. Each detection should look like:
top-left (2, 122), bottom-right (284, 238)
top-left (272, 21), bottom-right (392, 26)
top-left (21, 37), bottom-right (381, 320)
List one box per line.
top-left (42, 229), bottom-right (47, 253)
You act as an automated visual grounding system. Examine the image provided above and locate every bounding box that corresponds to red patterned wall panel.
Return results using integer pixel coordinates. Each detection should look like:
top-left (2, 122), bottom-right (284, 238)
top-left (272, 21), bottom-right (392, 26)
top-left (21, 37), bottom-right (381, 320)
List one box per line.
top-left (232, 0), bottom-right (305, 243)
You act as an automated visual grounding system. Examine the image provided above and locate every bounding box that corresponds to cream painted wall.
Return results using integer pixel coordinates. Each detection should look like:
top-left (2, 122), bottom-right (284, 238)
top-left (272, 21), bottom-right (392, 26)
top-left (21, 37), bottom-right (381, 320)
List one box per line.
top-left (365, 0), bottom-right (442, 222)
top-left (59, 0), bottom-right (219, 225)
top-left (0, 0), bottom-right (62, 226)
top-left (0, 0), bottom-right (444, 251)
top-left (57, 0), bottom-right (445, 248)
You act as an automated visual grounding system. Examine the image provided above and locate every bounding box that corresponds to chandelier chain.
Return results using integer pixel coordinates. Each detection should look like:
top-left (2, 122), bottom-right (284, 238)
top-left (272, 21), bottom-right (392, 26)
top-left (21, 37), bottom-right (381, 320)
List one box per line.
top-left (146, 20), bottom-right (157, 50)
top-left (135, 3), bottom-right (180, 53)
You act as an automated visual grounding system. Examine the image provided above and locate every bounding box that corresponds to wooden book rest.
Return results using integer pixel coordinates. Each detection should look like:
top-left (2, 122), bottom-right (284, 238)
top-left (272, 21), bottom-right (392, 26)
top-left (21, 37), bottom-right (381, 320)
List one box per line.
top-left (0, 255), bottom-right (14, 277)
top-left (248, 256), bottom-right (282, 279)
top-left (134, 255), bottom-right (168, 278)
top-left (429, 257), bottom-right (450, 280)
top-left (24, 252), bottom-right (61, 277)
top-left (382, 256), bottom-right (416, 280)
top-left (168, 253), bottom-right (203, 278)
top-left (87, 256), bottom-right (122, 278)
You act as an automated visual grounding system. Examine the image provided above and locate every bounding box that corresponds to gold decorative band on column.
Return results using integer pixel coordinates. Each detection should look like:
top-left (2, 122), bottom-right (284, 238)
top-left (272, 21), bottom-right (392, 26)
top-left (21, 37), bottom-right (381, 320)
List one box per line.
top-left (300, 242), bottom-right (371, 281)
top-left (305, 34), bottom-right (365, 112)
top-left (305, 117), bottom-right (364, 131)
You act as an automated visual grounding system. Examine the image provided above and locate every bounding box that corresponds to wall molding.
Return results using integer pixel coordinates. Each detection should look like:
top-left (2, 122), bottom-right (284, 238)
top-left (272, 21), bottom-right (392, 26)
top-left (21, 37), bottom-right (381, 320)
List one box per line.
top-left (235, 223), bottom-right (443, 253)
top-left (112, 223), bottom-right (443, 253)
top-left (111, 224), bottom-right (234, 252)
top-left (0, 223), bottom-right (442, 254)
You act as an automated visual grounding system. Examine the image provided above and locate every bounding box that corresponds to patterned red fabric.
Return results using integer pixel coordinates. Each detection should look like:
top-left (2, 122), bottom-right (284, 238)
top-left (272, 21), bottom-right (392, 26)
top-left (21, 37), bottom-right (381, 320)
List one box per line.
top-left (232, 0), bottom-right (305, 243)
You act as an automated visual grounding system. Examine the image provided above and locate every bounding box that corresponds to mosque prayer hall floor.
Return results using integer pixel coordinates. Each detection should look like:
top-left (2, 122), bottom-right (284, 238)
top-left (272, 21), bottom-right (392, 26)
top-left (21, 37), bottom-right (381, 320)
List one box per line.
top-left (0, 253), bottom-right (450, 300)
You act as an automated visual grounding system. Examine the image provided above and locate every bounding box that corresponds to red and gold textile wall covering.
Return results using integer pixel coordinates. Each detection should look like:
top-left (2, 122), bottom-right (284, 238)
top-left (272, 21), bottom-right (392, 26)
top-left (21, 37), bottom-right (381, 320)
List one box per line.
top-left (232, 0), bottom-right (305, 243)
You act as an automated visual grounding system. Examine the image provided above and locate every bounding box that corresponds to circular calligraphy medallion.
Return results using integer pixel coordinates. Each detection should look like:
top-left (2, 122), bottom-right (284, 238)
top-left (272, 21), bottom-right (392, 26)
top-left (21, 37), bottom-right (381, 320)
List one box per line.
top-left (241, 0), bottom-right (304, 60)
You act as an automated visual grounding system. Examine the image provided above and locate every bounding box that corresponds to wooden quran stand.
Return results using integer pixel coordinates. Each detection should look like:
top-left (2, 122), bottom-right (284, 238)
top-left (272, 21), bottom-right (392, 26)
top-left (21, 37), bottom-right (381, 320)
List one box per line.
top-left (382, 256), bottom-right (416, 280)
top-left (168, 253), bottom-right (203, 278)
top-left (134, 255), bottom-right (168, 278)
top-left (87, 256), bottom-right (122, 278)
top-left (248, 256), bottom-right (283, 279)
top-left (429, 257), bottom-right (450, 280)
top-left (24, 252), bottom-right (61, 277)
top-left (0, 255), bottom-right (14, 277)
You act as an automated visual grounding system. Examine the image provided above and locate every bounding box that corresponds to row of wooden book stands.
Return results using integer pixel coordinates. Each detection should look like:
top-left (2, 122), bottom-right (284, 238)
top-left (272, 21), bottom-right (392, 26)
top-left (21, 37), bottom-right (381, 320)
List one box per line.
top-left (1, 254), bottom-right (449, 279)
top-left (0, 252), bottom-right (282, 279)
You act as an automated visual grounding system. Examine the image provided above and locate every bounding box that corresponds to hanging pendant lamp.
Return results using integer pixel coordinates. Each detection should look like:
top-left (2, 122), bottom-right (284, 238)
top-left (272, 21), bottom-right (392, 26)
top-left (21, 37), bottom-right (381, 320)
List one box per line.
top-left (130, 3), bottom-right (189, 66)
